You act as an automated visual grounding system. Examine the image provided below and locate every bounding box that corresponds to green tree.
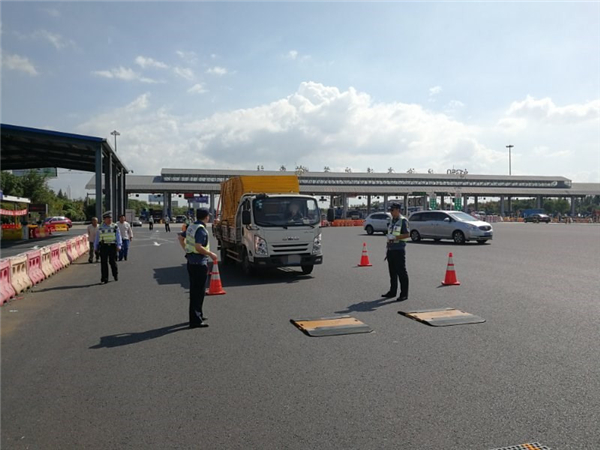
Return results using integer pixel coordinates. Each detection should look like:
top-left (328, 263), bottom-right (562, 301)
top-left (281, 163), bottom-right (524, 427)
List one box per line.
top-left (0, 171), bottom-right (24, 197)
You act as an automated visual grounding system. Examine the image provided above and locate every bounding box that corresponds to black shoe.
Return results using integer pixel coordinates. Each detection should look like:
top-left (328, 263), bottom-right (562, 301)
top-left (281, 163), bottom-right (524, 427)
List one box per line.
top-left (124, 257), bottom-right (127, 261)
top-left (189, 322), bottom-right (209, 329)
top-left (397, 295), bottom-right (408, 302)
top-left (101, 279), bottom-right (108, 284)
top-left (88, 260), bottom-right (93, 263)
top-left (114, 276), bottom-right (118, 281)
top-left (381, 292), bottom-right (396, 298)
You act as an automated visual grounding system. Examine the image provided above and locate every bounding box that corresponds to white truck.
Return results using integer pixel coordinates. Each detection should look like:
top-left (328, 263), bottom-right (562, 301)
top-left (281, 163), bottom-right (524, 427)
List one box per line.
top-left (213, 176), bottom-right (323, 275)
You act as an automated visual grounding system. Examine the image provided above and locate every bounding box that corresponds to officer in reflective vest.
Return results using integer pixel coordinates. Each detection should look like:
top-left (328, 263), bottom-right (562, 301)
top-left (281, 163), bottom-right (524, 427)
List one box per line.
top-left (177, 208), bottom-right (218, 328)
top-left (382, 203), bottom-right (410, 301)
top-left (94, 211), bottom-right (122, 284)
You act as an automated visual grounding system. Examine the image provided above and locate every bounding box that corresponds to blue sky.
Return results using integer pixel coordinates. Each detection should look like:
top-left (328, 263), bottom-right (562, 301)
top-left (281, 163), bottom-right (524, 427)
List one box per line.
top-left (2, 1), bottom-right (599, 199)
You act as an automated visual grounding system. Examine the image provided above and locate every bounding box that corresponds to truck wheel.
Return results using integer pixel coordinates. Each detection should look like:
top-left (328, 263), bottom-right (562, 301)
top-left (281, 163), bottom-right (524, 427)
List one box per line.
top-left (241, 249), bottom-right (255, 276)
top-left (301, 264), bottom-right (314, 275)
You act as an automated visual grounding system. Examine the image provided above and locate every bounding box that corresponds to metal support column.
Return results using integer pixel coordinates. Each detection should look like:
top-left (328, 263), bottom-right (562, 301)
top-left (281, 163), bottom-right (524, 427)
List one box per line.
top-left (500, 196), bottom-right (505, 216)
top-left (474, 196), bottom-right (479, 211)
top-left (366, 195), bottom-right (371, 215)
top-left (95, 145), bottom-right (103, 219)
top-left (104, 154), bottom-right (112, 214)
top-left (116, 172), bottom-right (122, 216)
top-left (441, 194), bottom-right (445, 210)
top-left (111, 162), bottom-right (117, 216)
top-left (570, 197), bottom-right (576, 216)
top-left (403, 194), bottom-right (409, 215)
top-left (342, 194), bottom-right (348, 219)
top-left (383, 195), bottom-right (389, 212)
top-left (163, 192), bottom-right (169, 219)
top-left (536, 195), bottom-right (542, 209)
top-left (123, 172), bottom-right (128, 211)
top-left (507, 196), bottom-right (512, 216)
top-left (210, 193), bottom-right (215, 215)
top-left (463, 195), bottom-right (468, 212)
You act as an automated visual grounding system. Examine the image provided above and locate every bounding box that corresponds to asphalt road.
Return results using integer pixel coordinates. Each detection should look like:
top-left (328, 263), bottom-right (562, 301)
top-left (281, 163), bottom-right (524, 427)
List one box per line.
top-left (2, 222), bottom-right (599, 449)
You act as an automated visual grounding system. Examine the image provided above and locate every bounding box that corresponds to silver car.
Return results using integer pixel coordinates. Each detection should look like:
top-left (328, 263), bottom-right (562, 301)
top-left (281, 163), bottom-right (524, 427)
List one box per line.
top-left (363, 212), bottom-right (392, 235)
top-left (408, 210), bottom-right (493, 244)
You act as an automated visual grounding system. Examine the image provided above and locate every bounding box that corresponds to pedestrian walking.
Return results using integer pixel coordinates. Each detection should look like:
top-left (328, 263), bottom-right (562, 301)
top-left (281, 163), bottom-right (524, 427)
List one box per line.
top-left (164, 216), bottom-right (171, 232)
top-left (177, 208), bottom-right (218, 329)
top-left (149, 216), bottom-right (154, 230)
top-left (381, 203), bottom-right (410, 302)
top-left (86, 217), bottom-right (100, 263)
top-left (117, 214), bottom-right (134, 261)
top-left (94, 211), bottom-right (122, 284)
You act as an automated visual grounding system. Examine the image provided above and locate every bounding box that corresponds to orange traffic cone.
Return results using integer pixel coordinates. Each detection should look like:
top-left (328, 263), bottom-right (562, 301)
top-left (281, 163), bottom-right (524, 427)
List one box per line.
top-left (441, 252), bottom-right (461, 286)
top-left (357, 242), bottom-right (372, 267)
top-left (206, 261), bottom-right (226, 295)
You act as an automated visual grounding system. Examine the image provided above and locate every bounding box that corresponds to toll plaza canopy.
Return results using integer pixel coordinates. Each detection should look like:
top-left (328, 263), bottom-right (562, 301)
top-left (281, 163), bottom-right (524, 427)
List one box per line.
top-left (87, 168), bottom-right (599, 216)
top-left (1, 123), bottom-right (128, 218)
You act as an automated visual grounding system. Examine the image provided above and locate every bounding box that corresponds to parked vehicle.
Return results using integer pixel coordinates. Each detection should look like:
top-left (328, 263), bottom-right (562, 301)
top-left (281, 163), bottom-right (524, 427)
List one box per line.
top-left (175, 215), bottom-right (187, 223)
top-left (131, 218), bottom-right (143, 227)
top-left (213, 175), bottom-right (323, 275)
top-left (364, 212), bottom-right (391, 235)
top-left (409, 210), bottom-right (493, 244)
top-left (523, 213), bottom-right (551, 223)
top-left (44, 216), bottom-right (72, 228)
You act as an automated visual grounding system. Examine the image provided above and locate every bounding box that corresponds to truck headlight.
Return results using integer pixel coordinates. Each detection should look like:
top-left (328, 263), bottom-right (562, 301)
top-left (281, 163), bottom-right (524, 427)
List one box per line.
top-left (254, 236), bottom-right (268, 256)
top-left (312, 233), bottom-right (322, 254)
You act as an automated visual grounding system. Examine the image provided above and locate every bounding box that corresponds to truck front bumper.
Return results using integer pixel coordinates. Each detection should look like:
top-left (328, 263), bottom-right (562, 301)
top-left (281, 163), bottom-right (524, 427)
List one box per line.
top-left (253, 254), bottom-right (323, 268)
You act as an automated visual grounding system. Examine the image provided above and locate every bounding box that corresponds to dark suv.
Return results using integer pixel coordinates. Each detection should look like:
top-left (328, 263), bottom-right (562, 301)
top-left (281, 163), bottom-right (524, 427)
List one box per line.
top-left (524, 213), bottom-right (551, 223)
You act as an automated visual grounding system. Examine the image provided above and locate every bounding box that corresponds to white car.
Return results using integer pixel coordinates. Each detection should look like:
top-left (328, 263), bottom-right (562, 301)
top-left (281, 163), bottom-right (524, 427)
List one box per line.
top-left (364, 212), bottom-right (392, 235)
top-left (409, 210), bottom-right (493, 244)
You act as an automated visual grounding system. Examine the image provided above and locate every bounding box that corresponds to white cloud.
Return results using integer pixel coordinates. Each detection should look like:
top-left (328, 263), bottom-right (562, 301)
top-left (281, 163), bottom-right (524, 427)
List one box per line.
top-left (176, 50), bottom-right (197, 64)
top-left (188, 83), bottom-right (208, 94)
top-left (2, 53), bottom-right (38, 75)
top-left (135, 56), bottom-right (168, 69)
top-left (41, 8), bottom-right (61, 17)
top-left (73, 83), bottom-right (599, 182)
top-left (287, 50), bottom-right (298, 60)
top-left (173, 67), bottom-right (195, 80)
top-left (34, 30), bottom-right (74, 50)
top-left (284, 50), bottom-right (311, 63)
top-left (206, 66), bottom-right (228, 76)
top-left (429, 86), bottom-right (442, 96)
top-left (505, 95), bottom-right (600, 124)
top-left (92, 66), bottom-right (159, 83)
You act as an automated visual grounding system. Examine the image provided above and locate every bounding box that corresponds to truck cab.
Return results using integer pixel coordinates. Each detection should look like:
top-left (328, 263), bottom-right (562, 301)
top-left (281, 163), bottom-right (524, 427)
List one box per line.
top-left (218, 193), bottom-right (323, 275)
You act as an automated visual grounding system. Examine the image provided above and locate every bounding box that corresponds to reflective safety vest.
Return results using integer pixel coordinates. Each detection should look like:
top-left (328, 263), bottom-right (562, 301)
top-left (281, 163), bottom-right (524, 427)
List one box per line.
top-left (99, 223), bottom-right (118, 245)
top-left (185, 223), bottom-right (210, 254)
top-left (388, 216), bottom-right (410, 243)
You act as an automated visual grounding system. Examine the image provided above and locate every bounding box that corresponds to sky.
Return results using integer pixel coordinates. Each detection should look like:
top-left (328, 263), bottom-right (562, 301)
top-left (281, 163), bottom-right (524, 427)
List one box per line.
top-left (1, 1), bottom-right (599, 200)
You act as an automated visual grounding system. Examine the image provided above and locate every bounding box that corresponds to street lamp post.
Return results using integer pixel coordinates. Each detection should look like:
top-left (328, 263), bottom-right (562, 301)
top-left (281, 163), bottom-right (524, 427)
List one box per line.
top-left (111, 130), bottom-right (120, 153)
top-left (506, 144), bottom-right (514, 175)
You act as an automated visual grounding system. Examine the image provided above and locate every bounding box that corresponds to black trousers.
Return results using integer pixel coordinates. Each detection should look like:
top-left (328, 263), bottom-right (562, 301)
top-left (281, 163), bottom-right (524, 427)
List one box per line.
top-left (165, 223), bottom-right (170, 232)
top-left (187, 263), bottom-right (208, 324)
top-left (387, 248), bottom-right (409, 297)
top-left (149, 222), bottom-right (154, 230)
top-left (100, 244), bottom-right (118, 281)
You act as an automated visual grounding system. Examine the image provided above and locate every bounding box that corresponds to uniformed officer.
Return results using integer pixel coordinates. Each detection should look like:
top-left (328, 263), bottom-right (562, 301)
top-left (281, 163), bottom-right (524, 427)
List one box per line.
top-left (94, 211), bottom-right (122, 284)
top-left (177, 209), bottom-right (218, 328)
top-left (382, 203), bottom-right (410, 301)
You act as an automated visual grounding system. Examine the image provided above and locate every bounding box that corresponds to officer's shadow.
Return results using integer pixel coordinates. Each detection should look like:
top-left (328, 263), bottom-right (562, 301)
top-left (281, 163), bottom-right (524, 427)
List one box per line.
top-left (89, 322), bottom-right (189, 349)
top-left (336, 297), bottom-right (398, 314)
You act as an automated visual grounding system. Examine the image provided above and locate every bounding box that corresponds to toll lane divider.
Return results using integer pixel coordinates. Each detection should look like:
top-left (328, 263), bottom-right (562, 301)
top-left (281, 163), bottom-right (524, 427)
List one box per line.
top-left (0, 234), bottom-right (88, 305)
top-left (0, 259), bottom-right (16, 305)
top-left (26, 251), bottom-right (45, 286)
top-left (9, 254), bottom-right (32, 296)
top-left (40, 246), bottom-right (56, 278)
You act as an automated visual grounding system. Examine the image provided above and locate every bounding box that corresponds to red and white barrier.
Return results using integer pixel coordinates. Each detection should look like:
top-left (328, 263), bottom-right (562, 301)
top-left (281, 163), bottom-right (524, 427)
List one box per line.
top-left (59, 243), bottom-right (70, 268)
top-left (0, 259), bottom-right (16, 305)
top-left (10, 254), bottom-right (32, 295)
top-left (26, 251), bottom-right (45, 285)
top-left (50, 244), bottom-right (63, 272)
top-left (40, 246), bottom-right (55, 278)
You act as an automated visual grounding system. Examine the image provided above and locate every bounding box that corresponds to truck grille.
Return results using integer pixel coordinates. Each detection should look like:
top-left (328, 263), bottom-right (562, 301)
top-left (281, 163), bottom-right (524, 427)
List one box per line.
top-left (271, 243), bottom-right (310, 254)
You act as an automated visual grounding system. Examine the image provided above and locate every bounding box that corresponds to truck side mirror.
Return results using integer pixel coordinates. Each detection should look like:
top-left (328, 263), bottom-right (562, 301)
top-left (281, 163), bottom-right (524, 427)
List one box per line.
top-left (327, 208), bottom-right (335, 222)
top-left (242, 210), bottom-right (251, 225)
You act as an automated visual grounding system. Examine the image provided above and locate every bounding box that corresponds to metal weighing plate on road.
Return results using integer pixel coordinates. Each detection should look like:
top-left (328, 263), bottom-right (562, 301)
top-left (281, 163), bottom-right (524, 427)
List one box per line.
top-left (489, 443), bottom-right (551, 450)
top-left (291, 315), bottom-right (372, 337)
top-left (398, 308), bottom-right (485, 327)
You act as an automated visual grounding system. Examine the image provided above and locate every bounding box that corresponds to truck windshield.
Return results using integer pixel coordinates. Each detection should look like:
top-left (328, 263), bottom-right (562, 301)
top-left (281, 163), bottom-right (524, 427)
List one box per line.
top-left (253, 197), bottom-right (320, 227)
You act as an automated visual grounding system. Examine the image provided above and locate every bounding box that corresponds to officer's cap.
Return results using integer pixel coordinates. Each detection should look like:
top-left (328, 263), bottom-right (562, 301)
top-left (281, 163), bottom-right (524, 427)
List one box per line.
top-left (102, 211), bottom-right (112, 218)
top-left (389, 203), bottom-right (401, 211)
